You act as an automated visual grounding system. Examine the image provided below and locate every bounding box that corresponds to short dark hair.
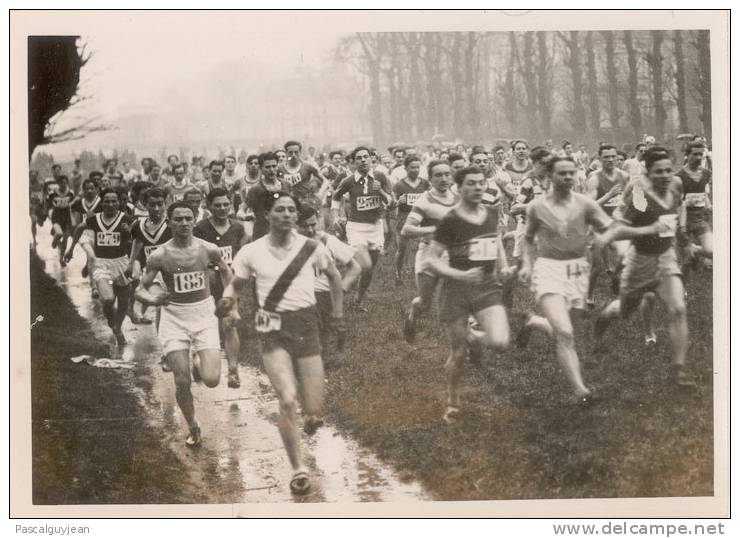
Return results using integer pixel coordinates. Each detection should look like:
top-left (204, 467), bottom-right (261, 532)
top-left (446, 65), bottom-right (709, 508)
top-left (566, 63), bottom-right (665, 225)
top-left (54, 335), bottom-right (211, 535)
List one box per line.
top-left (52, 164), bottom-right (62, 170)
top-left (297, 205), bottom-right (318, 223)
top-left (427, 159), bottom-right (450, 179)
top-left (207, 187), bottom-right (231, 205)
top-left (643, 147), bottom-right (672, 171)
top-left (545, 156), bottom-right (576, 175)
top-left (284, 140), bottom-right (302, 151)
top-left (447, 153), bottom-right (465, 164)
top-left (511, 139), bottom-right (529, 149)
top-left (329, 150), bottom-right (343, 160)
top-left (258, 152), bottom-right (278, 166)
top-left (99, 188), bottom-right (119, 201)
top-left (247, 154), bottom-right (260, 164)
top-left (492, 145), bottom-right (505, 153)
top-left (598, 144), bottom-right (617, 155)
top-left (89, 170), bottom-right (103, 180)
top-left (685, 141), bottom-right (706, 155)
top-left (130, 181), bottom-right (151, 198)
top-left (635, 142), bottom-right (647, 151)
top-left (617, 150), bottom-right (628, 160)
top-left (454, 165), bottom-right (484, 186)
top-left (144, 187), bottom-right (167, 202)
top-left (350, 146), bottom-right (371, 161)
top-left (562, 140), bottom-right (572, 149)
top-left (530, 146), bottom-right (552, 164)
top-left (167, 154), bottom-right (179, 162)
top-left (81, 178), bottom-right (98, 190)
top-left (209, 160), bottom-right (224, 170)
top-left (404, 155), bottom-right (421, 168)
top-left (184, 188), bottom-right (202, 199)
top-left (167, 201), bottom-right (195, 219)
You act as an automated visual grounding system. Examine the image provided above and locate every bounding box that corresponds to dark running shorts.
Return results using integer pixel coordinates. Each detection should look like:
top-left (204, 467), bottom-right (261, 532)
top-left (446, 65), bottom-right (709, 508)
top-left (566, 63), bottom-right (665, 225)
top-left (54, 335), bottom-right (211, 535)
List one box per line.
top-left (260, 306), bottom-right (321, 360)
top-left (686, 210), bottom-right (711, 239)
top-left (439, 277), bottom-right (503, 322)
top-left (314, 291), bottom-right (332, 334)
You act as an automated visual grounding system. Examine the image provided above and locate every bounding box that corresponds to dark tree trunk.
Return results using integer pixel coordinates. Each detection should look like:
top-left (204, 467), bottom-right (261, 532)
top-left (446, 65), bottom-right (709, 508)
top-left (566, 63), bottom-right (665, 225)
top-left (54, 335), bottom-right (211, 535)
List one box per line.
top-left (673, 30), bottom-right (689, 133)
top-left (585, 32), bottom-right (601, 139)
top-left (536, 31), bottom-right (552, 139)
top-left (520, 32), bottom-right (538, 140)
top-left (648, 30), bottom-right (666, 139)
top-left (694, 30), bottom-right (712, 136)
top-left (464, 32), bottom-right (479, 141)
top-left (449, 34), bottom-right (465, 139)
top-left (559, 31), bottom-right (587, 135)
top-left (602, 31), bottom-right (620, 133)
top-left (423, 33), bottom-right (442, 136)
top-left (623, 30), bottom-right (643, 139)
top-left (501, 32), bottom-right (519, 134)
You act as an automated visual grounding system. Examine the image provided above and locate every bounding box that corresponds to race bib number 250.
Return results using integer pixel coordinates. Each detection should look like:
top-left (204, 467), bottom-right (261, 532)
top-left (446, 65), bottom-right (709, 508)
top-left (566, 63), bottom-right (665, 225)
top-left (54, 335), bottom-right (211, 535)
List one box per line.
top-left (96, 231), bottom-right (121, 246)
top-left (173, 271), bottom-right (206, 293)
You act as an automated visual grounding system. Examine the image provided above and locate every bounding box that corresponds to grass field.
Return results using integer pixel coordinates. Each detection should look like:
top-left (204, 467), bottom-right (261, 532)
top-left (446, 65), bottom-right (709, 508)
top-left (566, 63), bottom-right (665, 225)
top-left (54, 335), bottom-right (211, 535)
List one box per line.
top-left (276, 243), bottom-right (716, 501)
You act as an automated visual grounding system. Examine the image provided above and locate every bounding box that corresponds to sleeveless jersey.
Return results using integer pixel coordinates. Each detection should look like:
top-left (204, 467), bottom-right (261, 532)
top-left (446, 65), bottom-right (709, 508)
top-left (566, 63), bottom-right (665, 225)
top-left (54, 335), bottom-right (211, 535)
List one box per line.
top-left (193, 218), bottom-right (246, 267)
top-left (71, 196), bottom-right (102, 219)
top-left (504, 160), bottom-right (533, 183)
top-left (131, 217), bottom-right (171, 265)
top-left (85, 212), bottom-right (134, 259)
top-left (168, 180), bottom-right (193, 203)
top-left (618, 179), bottom-right (682, 255)
top-left (48, 190), bottom-right (74, 224)
top-left (393, 178), bottom-right (430, 218)
top-left (434, 205), bottom-right (501, 274)
top-left (676, 167), bottom-right (711, 211)
top-left (333, 171), bottom-right (391, 224)
top-left (279, 162), bottom-right (321, 200)
top-left (158, 238), bottom-right (213, 304)
top-left (593, 169), bottom-right (629, 215)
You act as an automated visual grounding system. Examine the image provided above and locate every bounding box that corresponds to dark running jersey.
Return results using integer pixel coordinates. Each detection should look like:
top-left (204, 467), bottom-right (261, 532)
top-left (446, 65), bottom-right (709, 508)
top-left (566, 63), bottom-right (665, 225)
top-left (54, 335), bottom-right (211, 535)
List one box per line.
top-left (676, 167), bottom-right (711, 212)
top-left (48, 190), bottom-right (75, 224)
top-left (393, 178), bottom-right (430, 217)
top-left (131, 217), bottom-right (171, 265)
top-left (71, 196), bottom-right (102, 219)
top-left (617, 178), bottom-right (683, 255)
top-left (434, 204), bottom-right (501, 274)
top-left (85, 212), bottom-right (134, 259)
top-left (333, 171), bottom-right (391, 224)
top-left (279, 162), bottom-right (321, 200)
top-left (593, 169), bottom-right (629, 216)
top-left (193, 217), bottom-right (245, 267)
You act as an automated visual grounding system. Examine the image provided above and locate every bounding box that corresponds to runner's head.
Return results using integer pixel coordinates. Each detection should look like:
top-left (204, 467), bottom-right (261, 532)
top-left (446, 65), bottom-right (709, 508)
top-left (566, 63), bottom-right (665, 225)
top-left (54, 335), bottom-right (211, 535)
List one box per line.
top-left (616, 151), bottom-right (627, 169)
top-left (447, 153), bottom-right (466, 174)
top-left (684, 141), bottom-right (705, 168)
top-left (454, 166), bottom-right (486, 205)
top-left (392, 147), bottom-right (406, 165)
top-left (634, 142), bottom-right (647, 160)
top-left (167, 154), bottom-right (179, 167)
top-left (404, 155), bottom-right (422, 180)
top-left (275, 149), bottom-right (287, 165)
top-left (224, 155), bottom-right (237, 173)
top-left (130, 181), bottom-right (151, 204)
top-left (81, 178), bottom-right (98, 199)
top-left (546, 156), bottom-right (577, 194)
top-left (173, 164), bottom-right (186, 182)
top-left (284, 141), bottom-right (302, 165)
top-left (144, 187), bottom-right (166, 221)
top-left (51, 164), bottom-right (62, 178)
top-left (598, 144), bottom-right (618, 172)
top-left (644, 147), bottom-right (674, 191)
top-left (511, 139), bottom-right (529, 160)
top-left (167, 201), bottom-right (195, 238)
top-left (56, 174), bottom-right (70, 191)
top-left (529, 146), bottom-right (552, 176)
top-left (350, 146), bottom-right (372, 175)
top-left (296, 205), bottom-right (319, 239)
top-left (265, 192), bottom-right (299, 234)
top-left (141, 157), bottom-right (152, 173)
top-left (209, 160), bottom-right (224, 182)
top-left (100, 188), bottom-right (120, 216)
top-left (207, 187), bottom-right (231, 221)
top-left (259, 152), bottom-right (279, 180)
top-left (562, 140), bottom-right (574, 155)
top-left (428, 160), bottom-right (452, 193)
top-left (492, 145), bottom-right (506, 165)
top-left (183, 188), bottom-right (203, 218)
top-left (470, 150), bottom-right (491, 175)
top-left (150, 163), bottom-right (161, 181)
top-left (247, 154), bottom-right (260, 173)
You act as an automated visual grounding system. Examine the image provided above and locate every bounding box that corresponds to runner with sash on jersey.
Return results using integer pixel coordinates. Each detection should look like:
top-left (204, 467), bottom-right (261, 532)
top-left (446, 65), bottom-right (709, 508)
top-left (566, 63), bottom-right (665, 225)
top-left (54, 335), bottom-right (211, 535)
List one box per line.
top-left (193, 188), bottom-right (248, 388)
top-left (331, 146), bottom-right (391, 310)
top-left (401, 159), bottom-right (458, 344)
top-left (586, 144), bottom-right (630, 306)
top-left (392, 154), bottom-right (430, 285)
top-left (426, 166), bottom-right (513, 424)
top-left (594, 147), bottom-right (694, 387)
top-left (64, 189), bottom-right (135, 345)
top-left (219, 192), bottom-right (345, 495)
top-left (136, 201), bottom-right (234, 447)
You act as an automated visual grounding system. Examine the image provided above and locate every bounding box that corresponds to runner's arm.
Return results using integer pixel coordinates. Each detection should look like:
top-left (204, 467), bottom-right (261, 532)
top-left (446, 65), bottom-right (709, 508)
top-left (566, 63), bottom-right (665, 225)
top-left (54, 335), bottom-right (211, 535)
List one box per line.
top-left (322, 259), bottom-right (344, 319)
top-left (400, 211), bottom-right (435, 238)
top-left (425, 241), bottom-right (470, 281)
top-left (136, 253), bottom-right (169, 305)
top-left (64, 220), bottom-right (88, 259)
top-left (207, 243), bottom-right (234, 288)
top-left (127, 238), bottom-right (143, 275)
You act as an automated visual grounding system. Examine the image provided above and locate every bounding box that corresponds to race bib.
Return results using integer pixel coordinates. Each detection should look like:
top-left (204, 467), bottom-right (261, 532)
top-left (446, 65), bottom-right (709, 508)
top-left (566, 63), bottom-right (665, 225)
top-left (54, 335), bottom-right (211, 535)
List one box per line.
top-left (356, 195), bottom-right (381, 211)
top-left (254, 308), bottom-right (281, 333)
top-left (143, 245), bottom-right (159, 258)
top-left (52, 197), bottom-right (70, 208)
top-left (405, 193), bottom-right (422, 206)
top-left (468, 236), bottom-right (498, 261)
top-left (96, 231), bottom-right (121, 246)
top-left (658, 214), bottom-right (678, 238)
top-left (173, 271), bottom-right (206, 293)
top-left (219, 245), bottom-right (233, 265)
top-left (283, 172), bottom-right (302, 187)
top-left (684, 192), bottom-right (706, 208)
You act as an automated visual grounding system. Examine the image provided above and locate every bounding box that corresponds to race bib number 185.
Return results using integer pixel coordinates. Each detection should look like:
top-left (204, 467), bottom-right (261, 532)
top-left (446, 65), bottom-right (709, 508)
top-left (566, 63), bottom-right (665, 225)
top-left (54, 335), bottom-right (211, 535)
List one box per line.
top-left (173, 271), bottom-right (206, 293)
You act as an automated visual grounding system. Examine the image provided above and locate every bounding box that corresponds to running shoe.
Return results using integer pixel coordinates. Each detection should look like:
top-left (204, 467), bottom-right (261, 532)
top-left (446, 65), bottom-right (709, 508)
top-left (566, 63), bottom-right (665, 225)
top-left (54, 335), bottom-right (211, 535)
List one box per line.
top-left (303, 416), bottom-right (324, 436)
top-left (114, 330), bottom-right (127, 346)
top-left (227, 370), bottom-right (240, 389)
top-left (185, 424), bottom-right (202, 447)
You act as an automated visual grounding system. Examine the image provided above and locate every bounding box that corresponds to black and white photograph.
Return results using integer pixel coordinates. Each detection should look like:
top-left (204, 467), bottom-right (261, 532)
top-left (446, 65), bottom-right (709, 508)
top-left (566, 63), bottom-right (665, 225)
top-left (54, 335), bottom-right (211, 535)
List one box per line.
top-left (10, 9), bottom-right (729, 518)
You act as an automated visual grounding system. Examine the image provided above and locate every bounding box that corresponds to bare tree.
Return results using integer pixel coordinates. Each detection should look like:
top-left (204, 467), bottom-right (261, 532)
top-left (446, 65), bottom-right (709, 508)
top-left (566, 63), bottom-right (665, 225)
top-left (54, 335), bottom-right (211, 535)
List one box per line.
top-left (673, 30), bottom-right (689, 133)
top-left (693, 30), bottom-right (712, 136)
top-left (623, 30), bottom-right (643, 139)
top-left (500, 33), bottom-right (519, 135)
top-left (558, 31), bottom-right (587, 135)
top-left (584, 31), bottom-right (601, 139)
top-left (646, 30), bottom-right (667, 138)
top-left (536, 31), bottom-right (553, 139)
top-left (601, 31), bottom-right (621, 134)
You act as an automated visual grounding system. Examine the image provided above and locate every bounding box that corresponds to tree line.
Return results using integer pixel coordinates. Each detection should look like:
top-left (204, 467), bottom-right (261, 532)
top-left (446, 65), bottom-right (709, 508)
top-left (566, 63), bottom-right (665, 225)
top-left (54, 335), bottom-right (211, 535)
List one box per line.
top-left (335, 30), bottom-right (712, 148)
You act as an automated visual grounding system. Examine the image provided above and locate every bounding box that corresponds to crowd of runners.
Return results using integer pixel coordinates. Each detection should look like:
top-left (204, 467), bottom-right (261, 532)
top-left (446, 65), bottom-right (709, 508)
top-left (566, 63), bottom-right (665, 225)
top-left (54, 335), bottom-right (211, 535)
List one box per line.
top-left (29, 133), bottom-right (713, 495)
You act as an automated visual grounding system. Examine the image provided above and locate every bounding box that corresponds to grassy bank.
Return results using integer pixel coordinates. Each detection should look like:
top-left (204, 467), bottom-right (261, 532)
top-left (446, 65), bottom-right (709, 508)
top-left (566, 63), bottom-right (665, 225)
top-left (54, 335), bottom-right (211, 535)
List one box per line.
top-left (30, 253), bottom-right (202, 504)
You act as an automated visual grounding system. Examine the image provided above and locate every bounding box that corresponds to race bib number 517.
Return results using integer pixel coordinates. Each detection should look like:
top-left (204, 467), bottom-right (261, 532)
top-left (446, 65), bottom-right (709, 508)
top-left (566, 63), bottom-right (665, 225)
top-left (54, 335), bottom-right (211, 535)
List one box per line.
top-left (173, 271), bottom-right (206, 293)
